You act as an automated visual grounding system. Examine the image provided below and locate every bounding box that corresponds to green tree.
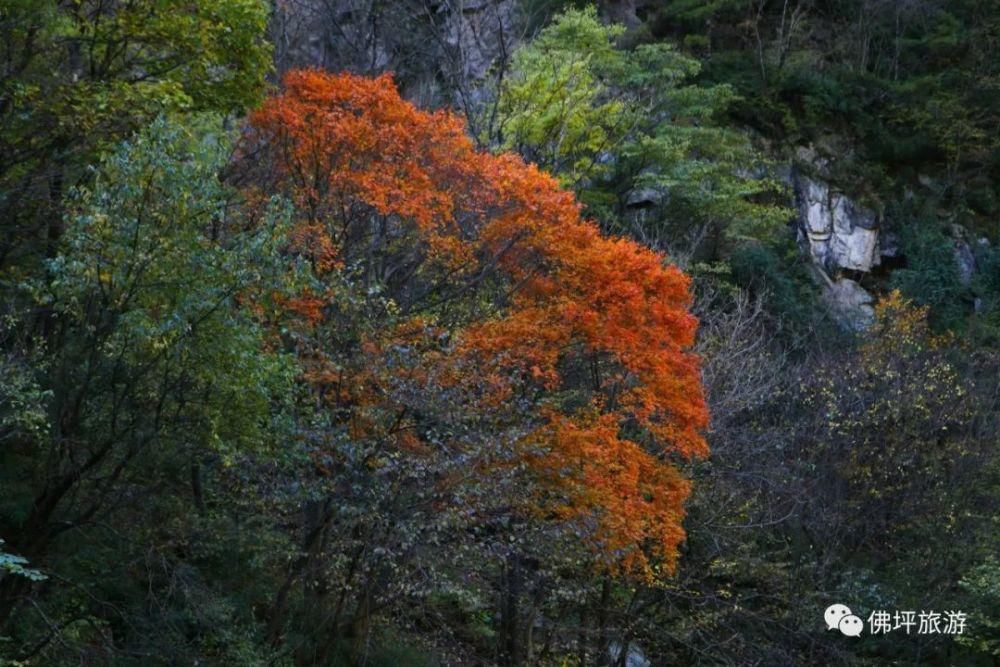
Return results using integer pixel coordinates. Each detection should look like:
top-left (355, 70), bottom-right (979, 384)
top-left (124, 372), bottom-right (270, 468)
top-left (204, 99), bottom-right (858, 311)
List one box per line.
top-left (0, 116), bottom-right (295, 661)
top-left (0, 0), bottom-right (271, 274)
top-left (486, 6), bottom-right (788, 259)
top-left (959, 556), bottom-right (1000, 658)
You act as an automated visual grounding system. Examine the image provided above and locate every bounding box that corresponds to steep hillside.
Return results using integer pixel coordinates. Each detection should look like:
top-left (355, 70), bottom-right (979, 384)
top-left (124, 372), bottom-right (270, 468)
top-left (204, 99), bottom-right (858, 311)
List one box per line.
top-left (0, 2), bottom-right (997, 665)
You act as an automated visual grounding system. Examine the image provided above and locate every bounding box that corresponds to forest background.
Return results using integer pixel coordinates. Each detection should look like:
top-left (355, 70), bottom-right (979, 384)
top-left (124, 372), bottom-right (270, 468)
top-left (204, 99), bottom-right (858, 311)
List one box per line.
top-left (1, 0), bottom-right (999, 664)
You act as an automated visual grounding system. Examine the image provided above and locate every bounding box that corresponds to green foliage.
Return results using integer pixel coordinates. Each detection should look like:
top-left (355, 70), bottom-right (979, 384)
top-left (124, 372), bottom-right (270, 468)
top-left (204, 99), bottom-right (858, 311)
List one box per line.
top-left (726, 240), bottom-right (823, 338)
top-left (329, 630), bottom-right (440, 667)
top-left (493, 7), bottom-right (628, 185)
top-left (0, 116), bottom-right (297, 663)
top-left (2, 1), bottom-right (999, 663)
top-left (0, 0), bottom-right (272, 273)
top-left (889, 217), bottom-right (969, 331)
top-left (0, 539), bottom-right (44, 582)
top-left (657, 0), bottom-right (1000, 238)
top-left (43, 115), bottom-right (295, 458)
top-left (0, 343), bottom-right (49, 449)
top-left (487, 6), bottom-right (788, 257)
top-left (959, 557), bottom-right (1000, 657)
top-left (969, 241), bottom-right (1000, 345)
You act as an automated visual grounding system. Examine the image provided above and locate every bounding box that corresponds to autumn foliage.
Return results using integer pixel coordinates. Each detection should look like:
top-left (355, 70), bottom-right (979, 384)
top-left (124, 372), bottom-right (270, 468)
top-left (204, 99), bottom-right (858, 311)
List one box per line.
top-left (247, 70), bottom-right (709, 579)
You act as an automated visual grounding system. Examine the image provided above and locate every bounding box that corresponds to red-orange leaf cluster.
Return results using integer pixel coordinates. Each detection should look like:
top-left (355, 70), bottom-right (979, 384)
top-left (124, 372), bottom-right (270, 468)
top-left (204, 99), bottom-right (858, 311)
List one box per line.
top-left (248, 69), bottom-right (709, 580)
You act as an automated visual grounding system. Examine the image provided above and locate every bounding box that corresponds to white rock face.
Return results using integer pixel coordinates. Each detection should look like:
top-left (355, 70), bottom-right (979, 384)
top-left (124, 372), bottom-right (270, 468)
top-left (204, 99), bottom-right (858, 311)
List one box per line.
top-left (791, 164), bottom-right (885, 331)
top-left (794, 162), bottom-right (984, 331)
top-left (823, 277), bottom-right (876, 331)
top-left (797, 176), bottom-right (880, 273)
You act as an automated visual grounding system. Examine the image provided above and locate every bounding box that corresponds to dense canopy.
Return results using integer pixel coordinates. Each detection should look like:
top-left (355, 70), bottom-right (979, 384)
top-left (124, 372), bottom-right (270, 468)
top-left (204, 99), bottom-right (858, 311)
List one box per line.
top-left (247, 70), bottom-right (708, 578)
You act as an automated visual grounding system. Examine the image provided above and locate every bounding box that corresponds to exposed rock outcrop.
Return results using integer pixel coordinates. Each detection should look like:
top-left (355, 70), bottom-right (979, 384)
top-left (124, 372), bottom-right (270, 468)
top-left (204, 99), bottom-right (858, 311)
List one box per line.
top-left (270, 0), bottom-right (518, 105)
top-left (821, 276), bottom-right (876, 331)
top-left (795, 173), bottom-right (881, 274)
top-left (791, 160), bottom-right (884, 331)
top-left (792, 167), bottom-right (994, 330)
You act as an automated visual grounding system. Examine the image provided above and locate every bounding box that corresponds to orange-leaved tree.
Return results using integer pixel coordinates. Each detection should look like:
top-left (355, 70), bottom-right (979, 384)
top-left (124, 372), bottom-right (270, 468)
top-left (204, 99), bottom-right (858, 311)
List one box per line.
top-left (245, 69), bottom-right (709, 580)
